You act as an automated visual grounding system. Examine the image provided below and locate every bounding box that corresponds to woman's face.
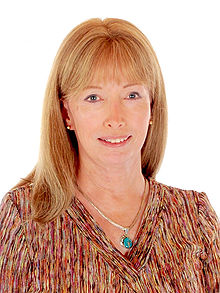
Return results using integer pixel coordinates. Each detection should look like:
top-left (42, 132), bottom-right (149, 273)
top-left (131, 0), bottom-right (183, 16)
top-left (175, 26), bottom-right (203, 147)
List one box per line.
top-left (63, 77), bottom-right (151, 168)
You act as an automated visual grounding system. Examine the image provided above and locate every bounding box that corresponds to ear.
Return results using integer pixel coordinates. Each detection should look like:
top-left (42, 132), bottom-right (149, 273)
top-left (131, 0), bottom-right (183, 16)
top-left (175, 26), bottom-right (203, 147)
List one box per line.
top-left (61, 99), bottom-right (75, 130)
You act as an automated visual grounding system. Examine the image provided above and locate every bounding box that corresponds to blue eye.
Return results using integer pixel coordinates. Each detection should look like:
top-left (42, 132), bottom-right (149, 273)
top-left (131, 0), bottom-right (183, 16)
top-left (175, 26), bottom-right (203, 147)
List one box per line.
top-left (128, 92), bottom-right (140, 99)
top-left (85, 95), bottom-right (100, 102)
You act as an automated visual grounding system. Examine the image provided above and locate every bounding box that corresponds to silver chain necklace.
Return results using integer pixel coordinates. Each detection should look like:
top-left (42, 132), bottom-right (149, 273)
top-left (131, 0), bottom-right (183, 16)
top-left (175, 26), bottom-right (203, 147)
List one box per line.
top-left (77, 179), bottom-right (147, 249)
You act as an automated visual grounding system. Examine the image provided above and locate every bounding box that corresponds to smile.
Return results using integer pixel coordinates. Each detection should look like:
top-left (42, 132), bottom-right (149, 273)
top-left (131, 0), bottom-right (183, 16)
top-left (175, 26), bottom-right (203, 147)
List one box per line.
top-left (102, 137), bottom-right (128, 143)
top-left (98, 136), bottom-right (131, 146)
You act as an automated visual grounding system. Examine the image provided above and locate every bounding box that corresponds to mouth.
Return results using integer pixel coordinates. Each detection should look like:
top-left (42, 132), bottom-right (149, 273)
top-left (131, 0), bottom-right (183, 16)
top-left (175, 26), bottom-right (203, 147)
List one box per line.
top-left (98, 135), bottom-right (132, 147)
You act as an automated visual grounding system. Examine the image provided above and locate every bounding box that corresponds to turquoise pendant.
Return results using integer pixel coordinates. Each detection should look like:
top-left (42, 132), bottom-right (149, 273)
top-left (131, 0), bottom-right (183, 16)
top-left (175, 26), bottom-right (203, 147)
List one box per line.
top-left (120, 235), bottom-right (133, 249)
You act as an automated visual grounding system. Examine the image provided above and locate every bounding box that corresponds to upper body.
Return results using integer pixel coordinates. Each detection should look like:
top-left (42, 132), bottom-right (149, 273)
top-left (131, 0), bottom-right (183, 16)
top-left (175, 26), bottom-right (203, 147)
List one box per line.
top-left (1, 18), bottom-right (219, 292)
top-left (0, 177), bottom-right (219, 292)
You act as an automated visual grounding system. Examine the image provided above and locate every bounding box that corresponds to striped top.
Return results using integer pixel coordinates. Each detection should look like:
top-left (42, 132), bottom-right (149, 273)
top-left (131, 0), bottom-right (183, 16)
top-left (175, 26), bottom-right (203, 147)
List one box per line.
top-left (0, 177), bottom-right (219, 292)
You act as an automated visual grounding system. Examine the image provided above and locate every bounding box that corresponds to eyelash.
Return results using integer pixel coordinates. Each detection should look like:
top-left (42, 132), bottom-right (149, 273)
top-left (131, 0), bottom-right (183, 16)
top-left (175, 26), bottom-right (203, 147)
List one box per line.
top-left (85, 95), bottom-right (100, 102)
top-left (126, 92), bottom-right (141, 100)
top-left (85, 92), bottom-right (141, 103)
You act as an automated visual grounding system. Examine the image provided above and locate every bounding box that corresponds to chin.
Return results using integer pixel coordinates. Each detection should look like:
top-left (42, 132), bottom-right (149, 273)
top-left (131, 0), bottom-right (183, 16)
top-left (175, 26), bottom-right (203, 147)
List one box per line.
top-left (100, 152), bottom-right (137, 165)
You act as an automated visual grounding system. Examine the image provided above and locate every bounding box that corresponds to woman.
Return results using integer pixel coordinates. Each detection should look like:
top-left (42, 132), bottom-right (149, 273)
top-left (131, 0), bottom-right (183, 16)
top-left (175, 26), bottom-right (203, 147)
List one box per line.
top-left (0, 18), bottom-right (219, 292)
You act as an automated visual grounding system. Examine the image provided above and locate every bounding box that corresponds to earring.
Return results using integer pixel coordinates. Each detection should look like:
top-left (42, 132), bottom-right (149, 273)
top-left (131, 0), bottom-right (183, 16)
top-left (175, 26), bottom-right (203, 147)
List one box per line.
top-left (66, 125), bottom-right (71, 130)
top-left (149, 120), bottom-right (153, 125)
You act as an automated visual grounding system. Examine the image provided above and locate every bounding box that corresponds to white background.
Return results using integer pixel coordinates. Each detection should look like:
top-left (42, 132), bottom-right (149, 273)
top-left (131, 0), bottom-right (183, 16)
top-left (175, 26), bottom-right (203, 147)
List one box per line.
top-left (0, 0), bottom-right (219, 217)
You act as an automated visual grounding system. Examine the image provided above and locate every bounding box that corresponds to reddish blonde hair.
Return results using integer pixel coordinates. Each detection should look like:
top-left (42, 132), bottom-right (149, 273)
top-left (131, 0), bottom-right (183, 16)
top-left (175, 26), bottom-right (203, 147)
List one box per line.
top-left (15, 18), bottom-right (167, 225)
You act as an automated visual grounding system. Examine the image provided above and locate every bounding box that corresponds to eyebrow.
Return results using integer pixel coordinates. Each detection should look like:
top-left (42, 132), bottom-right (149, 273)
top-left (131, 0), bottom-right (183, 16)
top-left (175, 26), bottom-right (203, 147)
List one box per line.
top-left (84, 83), bottom-right (141, 90)
top-left (123, 83), bottom-right (141, 88)
top-left (84, 86), bottom-right (102, 90)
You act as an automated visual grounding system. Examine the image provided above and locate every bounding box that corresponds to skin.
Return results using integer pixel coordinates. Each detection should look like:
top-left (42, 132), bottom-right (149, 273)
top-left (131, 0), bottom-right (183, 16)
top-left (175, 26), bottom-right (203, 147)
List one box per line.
top-left (63, 76), bottom-right (152, 254)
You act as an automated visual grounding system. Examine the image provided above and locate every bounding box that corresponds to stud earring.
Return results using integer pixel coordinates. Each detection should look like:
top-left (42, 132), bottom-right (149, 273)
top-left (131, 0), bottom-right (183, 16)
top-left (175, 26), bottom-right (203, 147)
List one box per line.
top-left (66, 125), bottom-right (71, 130)
top-left (149, 120), bottom-right (153, 125)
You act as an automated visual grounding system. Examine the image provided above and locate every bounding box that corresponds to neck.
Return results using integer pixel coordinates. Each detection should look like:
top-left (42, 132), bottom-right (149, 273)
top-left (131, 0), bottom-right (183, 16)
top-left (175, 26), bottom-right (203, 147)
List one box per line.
top-left (76, 155), bottom-right (146, 204)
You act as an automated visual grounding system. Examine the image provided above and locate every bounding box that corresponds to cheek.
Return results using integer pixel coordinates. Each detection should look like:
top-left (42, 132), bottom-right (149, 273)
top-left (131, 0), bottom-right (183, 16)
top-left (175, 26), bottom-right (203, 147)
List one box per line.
top-left (72, 108), bottom-right (99, 136)
top-left (133, 105), bottom-right (151, 141)
top-left (133, 103), bottom-right (151, 124)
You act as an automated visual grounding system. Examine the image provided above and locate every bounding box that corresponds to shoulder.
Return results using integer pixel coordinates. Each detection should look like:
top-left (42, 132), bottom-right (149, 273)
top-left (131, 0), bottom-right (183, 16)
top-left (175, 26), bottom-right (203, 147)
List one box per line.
top-left (149, 177), bottom-right (199, 207)
top-left (150, 177), bottom-right (207, 207)
top-left (0, 184), bottom-right (34, 288)
top-left (150, 177), bottom-right (219, 242)
top-left (0, 183), bottom-right (33, 224)
top-left (0, 183), bottom-right (37, 258)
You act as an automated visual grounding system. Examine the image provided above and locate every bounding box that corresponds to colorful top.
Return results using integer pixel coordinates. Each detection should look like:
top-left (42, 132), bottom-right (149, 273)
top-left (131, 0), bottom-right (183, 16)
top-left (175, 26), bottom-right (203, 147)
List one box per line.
top-left (0, 177), bottom-right (219, 292)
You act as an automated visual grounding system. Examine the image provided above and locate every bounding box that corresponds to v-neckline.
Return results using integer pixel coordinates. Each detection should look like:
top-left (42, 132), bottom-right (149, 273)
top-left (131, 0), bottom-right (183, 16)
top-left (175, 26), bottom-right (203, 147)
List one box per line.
top-left (66, 177), bottom-right (164, 272)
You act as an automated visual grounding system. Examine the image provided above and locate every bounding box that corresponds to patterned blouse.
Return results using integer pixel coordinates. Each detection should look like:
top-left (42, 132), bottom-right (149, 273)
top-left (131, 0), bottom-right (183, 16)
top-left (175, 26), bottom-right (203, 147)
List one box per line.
top-left (0, 177), bottom-right (219, 292)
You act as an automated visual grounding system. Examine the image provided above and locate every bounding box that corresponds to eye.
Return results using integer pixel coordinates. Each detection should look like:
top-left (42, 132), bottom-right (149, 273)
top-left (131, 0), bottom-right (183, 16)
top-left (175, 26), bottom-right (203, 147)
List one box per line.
top-left (85, 94), bottom-right (100, 103)
top-left (127, 92), bottom-right (140, 100)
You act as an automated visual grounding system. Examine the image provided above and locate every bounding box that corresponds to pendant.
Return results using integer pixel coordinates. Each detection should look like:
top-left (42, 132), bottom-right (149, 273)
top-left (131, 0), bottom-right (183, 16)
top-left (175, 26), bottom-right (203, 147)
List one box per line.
top-left (120, 235), bottom-right (133, 249)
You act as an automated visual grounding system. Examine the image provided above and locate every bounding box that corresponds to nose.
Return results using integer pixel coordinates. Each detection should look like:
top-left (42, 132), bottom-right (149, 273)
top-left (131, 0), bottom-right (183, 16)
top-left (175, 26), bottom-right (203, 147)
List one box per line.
top-left (103, 102), bottom-right (126, 129)
top-left (104, 119), bottom-right (125, 128)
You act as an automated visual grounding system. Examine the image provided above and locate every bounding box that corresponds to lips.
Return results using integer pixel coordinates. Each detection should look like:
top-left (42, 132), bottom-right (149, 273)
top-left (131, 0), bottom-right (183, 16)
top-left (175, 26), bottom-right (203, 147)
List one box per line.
top-left (98, 135), bottom-right (131, 141)
top-left (98, 135), bottom-right (132, 146)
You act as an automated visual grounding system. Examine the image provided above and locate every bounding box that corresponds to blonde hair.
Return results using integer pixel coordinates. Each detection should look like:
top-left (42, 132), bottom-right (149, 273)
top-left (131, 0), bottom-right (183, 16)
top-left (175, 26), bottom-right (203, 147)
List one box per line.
top-left (15, 18), bottom-right (167, 225)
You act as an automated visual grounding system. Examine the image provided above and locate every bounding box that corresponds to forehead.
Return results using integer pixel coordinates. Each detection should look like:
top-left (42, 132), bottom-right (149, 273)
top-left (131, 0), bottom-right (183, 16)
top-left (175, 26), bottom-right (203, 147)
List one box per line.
top-left (86, 61), bottom-right (147, 88)
top-left (65, 48), bottom-right (150, 99)
top-left (83, 82), bottom-right (146, 93)
top-left (86, 77), bottom-right (144, 89)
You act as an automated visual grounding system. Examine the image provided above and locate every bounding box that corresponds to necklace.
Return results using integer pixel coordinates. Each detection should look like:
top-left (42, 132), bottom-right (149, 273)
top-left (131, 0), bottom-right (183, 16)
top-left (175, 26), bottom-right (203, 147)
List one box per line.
top-left (77, 179), bottom-right (147, 249)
